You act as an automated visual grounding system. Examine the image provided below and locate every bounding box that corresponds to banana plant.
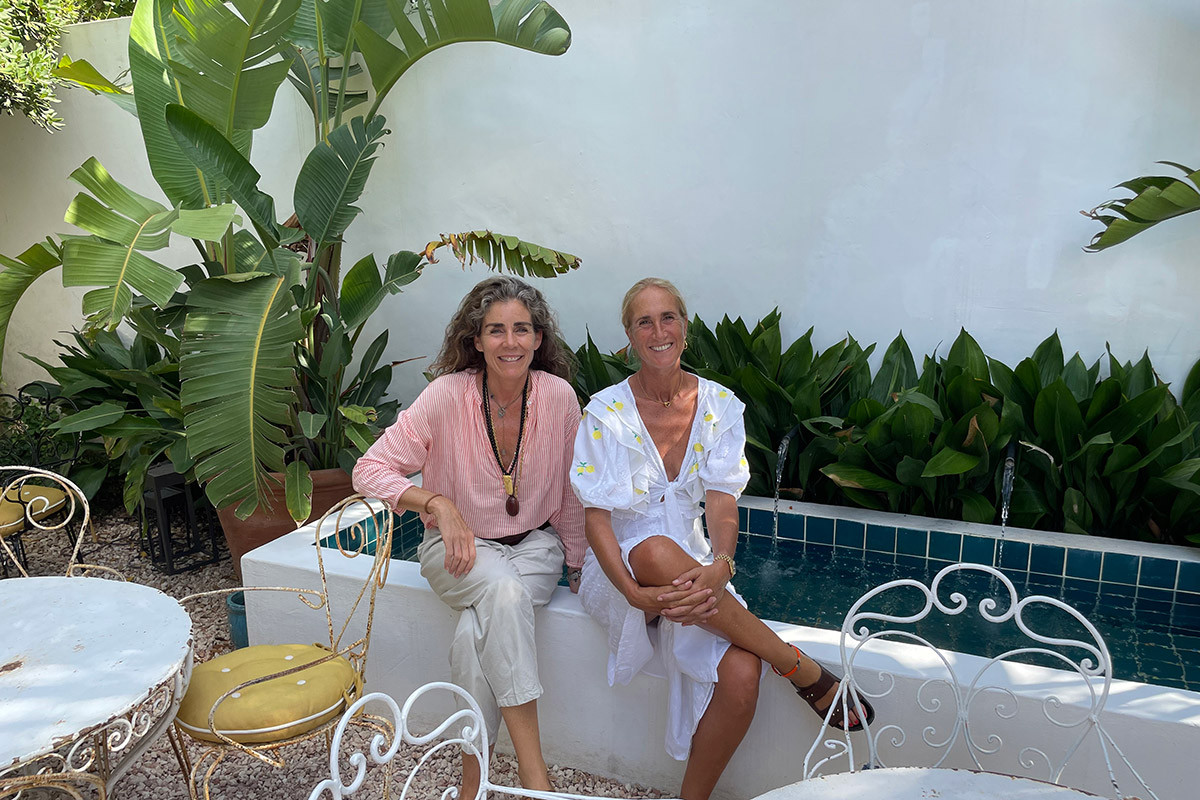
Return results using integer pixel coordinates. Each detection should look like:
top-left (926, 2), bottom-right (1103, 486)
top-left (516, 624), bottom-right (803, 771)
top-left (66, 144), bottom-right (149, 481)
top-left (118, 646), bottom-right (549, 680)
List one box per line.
top-left (1084, 162), bottom-right (1200, 251)
top-left (0, 0), bottom-right (583, 521)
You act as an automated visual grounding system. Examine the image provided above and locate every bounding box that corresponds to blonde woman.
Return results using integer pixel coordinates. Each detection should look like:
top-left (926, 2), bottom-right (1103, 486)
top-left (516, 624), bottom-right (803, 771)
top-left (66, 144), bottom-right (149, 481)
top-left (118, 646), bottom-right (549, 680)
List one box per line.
top-left (571, 278), bottom-right (872, 800)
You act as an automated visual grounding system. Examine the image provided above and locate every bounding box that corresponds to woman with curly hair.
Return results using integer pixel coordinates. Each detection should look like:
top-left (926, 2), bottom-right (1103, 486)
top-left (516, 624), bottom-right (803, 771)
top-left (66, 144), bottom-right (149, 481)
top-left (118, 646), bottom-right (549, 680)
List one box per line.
top-left (354, 275), bottom-right (585, 797)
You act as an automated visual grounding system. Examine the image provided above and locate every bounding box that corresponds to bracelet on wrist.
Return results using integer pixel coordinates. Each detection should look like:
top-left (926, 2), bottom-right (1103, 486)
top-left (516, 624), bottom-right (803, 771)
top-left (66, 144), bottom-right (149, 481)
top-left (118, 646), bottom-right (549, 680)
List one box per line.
top-left (423, 493), bottom-right (443, 514)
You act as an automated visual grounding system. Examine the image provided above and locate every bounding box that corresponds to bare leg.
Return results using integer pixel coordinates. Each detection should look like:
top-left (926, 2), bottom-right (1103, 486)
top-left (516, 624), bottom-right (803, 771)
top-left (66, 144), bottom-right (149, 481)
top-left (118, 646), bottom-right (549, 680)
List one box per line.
top-left (628, 536), bottom-right (855, 724)
top-left (500, 700), bottom-right (552, 791)
top-left (461, 750), bottom-right (483, 800)
top-left (679, 646), bottom-right (761, 800)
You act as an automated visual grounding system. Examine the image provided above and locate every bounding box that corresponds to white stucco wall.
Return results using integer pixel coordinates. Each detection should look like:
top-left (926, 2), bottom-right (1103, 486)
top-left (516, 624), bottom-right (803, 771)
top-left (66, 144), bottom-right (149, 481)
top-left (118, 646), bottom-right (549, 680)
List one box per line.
top-left (3, 2), bottom-right (1200, 401)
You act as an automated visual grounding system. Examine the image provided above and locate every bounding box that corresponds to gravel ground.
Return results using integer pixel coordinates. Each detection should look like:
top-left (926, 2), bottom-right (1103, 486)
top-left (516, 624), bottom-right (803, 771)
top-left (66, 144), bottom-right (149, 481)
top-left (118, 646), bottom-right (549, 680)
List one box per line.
top-left (15, 505), bottom-right (671, 800)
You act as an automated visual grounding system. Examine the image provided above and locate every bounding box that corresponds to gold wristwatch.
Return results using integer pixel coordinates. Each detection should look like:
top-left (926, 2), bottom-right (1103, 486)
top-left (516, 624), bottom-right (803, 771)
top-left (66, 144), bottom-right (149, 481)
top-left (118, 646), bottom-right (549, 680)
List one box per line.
top-left (714, 553), bottom-right (736, 578)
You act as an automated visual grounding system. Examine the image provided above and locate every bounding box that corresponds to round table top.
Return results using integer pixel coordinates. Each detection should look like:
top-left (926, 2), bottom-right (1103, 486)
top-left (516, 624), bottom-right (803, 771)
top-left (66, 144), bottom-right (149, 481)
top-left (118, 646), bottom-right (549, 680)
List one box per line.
top-left (0, 576), bottom-right (193, 769)
top-left (753, 767), bottom-right (1104, 800)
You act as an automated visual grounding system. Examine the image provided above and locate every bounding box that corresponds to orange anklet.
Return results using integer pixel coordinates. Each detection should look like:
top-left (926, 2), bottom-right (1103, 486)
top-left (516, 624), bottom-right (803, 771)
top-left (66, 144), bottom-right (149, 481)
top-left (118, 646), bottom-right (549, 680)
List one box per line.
top-left (771, 643), bottom-right (803, 678)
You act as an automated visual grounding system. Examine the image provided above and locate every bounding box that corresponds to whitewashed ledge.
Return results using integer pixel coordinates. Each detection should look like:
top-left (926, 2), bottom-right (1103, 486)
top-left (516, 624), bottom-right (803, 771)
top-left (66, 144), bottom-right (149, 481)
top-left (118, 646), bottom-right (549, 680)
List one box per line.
top-left (243, 502), bottom-right (1200, 800)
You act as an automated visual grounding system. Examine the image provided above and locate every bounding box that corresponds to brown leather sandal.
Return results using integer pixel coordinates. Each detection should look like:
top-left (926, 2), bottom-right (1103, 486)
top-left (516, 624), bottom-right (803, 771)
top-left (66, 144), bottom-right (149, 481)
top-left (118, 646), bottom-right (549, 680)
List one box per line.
top-left (774, 644), bottom-right (875, 732)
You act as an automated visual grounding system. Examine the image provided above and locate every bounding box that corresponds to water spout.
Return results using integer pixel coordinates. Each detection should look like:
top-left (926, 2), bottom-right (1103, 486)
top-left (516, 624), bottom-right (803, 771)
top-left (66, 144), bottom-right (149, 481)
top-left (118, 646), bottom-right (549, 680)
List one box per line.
top-left (773, 423), bottom-right (802, 547)
top-left (996, 441), bottom-right (1017, 568)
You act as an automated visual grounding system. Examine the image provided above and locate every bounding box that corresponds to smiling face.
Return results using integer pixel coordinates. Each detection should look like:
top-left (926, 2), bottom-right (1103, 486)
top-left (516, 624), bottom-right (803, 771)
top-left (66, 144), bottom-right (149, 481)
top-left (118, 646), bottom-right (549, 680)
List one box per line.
top-left (626, 286), bottom-right (687, 369)
top-left (474, 299), bottom-right (542, 382)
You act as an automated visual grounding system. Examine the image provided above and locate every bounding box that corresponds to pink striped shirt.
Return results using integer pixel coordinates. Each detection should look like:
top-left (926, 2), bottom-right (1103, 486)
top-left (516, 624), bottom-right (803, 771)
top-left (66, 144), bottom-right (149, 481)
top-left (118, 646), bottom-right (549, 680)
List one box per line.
top-left (352, 370), bottom-right (587, 568)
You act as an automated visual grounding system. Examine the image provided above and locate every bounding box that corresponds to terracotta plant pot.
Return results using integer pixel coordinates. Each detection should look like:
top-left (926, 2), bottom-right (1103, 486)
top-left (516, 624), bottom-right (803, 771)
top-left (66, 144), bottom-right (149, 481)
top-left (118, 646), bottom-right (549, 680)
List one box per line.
top-left (216, 467), bottom-right (354, 580)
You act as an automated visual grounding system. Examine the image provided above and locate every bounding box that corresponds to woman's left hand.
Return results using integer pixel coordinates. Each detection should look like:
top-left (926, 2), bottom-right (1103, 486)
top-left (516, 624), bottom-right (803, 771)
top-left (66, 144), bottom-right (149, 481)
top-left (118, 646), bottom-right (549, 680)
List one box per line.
top-left (670, 562), bottom-right (730, 604)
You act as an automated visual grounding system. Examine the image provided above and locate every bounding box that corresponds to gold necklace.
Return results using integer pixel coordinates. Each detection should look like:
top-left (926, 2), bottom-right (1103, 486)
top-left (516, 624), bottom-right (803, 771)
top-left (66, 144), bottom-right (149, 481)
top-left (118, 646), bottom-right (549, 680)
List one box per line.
top-left (637, 371), bottom-right (683, 408)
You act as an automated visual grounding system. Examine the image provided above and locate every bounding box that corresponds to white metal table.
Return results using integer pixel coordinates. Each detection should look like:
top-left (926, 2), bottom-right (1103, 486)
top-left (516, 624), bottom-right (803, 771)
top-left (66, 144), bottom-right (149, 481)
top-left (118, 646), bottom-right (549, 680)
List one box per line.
top-left (753, 767), bottom-right (1105, 800)
top-left (0, 576), bottom-right (193, 798)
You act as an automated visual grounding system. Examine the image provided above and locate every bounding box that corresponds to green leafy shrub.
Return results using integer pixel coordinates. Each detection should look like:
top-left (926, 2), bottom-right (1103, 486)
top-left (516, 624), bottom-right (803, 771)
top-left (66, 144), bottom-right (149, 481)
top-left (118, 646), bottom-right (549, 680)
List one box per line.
top-left (572, 317), bottom-right (1200, 547)
top-left (0, 0), bottom-right (80, 131)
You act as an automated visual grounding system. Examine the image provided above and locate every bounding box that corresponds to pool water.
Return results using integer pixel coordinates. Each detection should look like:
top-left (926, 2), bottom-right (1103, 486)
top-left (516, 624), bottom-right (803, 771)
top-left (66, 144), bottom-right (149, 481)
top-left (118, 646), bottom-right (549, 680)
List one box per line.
top-left (736, 536), bottom-right (1200, 693)
top-left (320, 511), bottom-right (1200, 693)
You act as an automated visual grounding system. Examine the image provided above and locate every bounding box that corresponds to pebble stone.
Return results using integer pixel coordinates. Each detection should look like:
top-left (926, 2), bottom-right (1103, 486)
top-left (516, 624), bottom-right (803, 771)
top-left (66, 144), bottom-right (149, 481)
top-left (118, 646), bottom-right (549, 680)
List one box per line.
top-left (15, 507), bottom-right (670, 800)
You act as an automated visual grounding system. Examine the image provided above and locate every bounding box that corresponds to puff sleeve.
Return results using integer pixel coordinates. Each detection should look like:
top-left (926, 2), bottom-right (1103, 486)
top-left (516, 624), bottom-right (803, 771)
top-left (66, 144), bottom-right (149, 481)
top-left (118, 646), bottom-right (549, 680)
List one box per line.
top-left (697, 389), bottom-right (750, 499)
top-left (570, 406), bottom-right (639, 512)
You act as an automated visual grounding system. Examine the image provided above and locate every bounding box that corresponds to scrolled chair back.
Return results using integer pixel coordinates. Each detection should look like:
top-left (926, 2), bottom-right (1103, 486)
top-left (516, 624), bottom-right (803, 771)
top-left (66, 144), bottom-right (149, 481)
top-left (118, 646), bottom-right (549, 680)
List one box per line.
top-left (0, 465), bottom-right (108, 578)
top-left (803, 562), bottom-right (1158, 800)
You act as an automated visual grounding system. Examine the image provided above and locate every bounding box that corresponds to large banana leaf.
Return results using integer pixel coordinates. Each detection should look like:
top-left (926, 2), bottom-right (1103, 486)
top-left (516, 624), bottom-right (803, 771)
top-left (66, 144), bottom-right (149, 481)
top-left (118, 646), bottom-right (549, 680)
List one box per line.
top-left (165, 105), bottom-right (293, 251)
top-left (0, 241), bottom-right (63, 383)
top-left (284, 48), bottom-right (368, 118)
top-left (355, 0), bottom-right (570, 113)
top-left (1084, 162), bottom-right (1200, 251)
top-left (169, 0), bottom-right (302, 135)
top-left (60, 158), bottom-right (237, 330)
top-left (180, 272), bottom-right (304, 517)
top-left (421, 230), bottom-right (582, 277)
top-left (294, 115), bottom-right (390, 248)
top-left (340, 250), bottom-right (423, 329)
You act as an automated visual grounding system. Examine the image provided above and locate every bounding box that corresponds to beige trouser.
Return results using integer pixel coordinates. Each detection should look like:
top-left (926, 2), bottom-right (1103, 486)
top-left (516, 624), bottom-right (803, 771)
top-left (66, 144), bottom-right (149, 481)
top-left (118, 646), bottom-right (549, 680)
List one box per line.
top-left (418, 525), bottom-right (565, 740)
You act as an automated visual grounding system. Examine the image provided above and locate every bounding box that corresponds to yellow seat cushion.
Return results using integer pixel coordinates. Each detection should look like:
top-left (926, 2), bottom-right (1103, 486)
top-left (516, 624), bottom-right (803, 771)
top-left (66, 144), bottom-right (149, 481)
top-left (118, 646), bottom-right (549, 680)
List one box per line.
top-left (0, 485), bottom-right (68, 535)
top-left (176, 643), bottom-right (359, 744)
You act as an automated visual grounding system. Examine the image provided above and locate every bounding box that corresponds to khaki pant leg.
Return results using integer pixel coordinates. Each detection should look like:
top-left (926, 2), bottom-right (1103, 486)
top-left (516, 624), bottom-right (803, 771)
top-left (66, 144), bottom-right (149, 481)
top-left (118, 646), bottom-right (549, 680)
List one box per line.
top-left (418, 527), bottom-right (564, 740)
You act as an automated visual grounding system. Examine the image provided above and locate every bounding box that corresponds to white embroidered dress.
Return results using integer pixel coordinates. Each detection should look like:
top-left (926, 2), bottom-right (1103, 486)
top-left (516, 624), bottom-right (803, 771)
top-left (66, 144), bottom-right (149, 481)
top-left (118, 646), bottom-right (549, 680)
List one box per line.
top-left (570, 377), bottom-right (751, 759)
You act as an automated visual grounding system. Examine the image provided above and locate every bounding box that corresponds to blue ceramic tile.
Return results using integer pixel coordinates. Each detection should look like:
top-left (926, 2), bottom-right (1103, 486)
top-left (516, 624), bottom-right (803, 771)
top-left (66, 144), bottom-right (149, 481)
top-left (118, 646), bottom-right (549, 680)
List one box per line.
top-left (1139, 557), bottom-right (1178, 590)
top-left (897, 528), bottom-right (927, 557)
top-left (865, 524), bottom-right (896, 553)
top-left (748, 508), bottom-right (772, 537)
top-left (1178, 561), bottom-right (1200, 593)
top-left (1029, 544), bottom-right (1066, 576)
top-left (1062, 577), bottom-right (1100, 597)
top-left (777, 512), bottom-right (804, 541)
top-left (928, 531), bottom-right (961, 562)
top-left (1173, 604), bottom-right (1200, 630)
top-left (1101, 552), bottom-right (1139, 585)
top-left (864, 549), bottom-right (895, 565)
top-left (804, 542), bottom-right (835, 561)
top-left (738, 505), bottom-right (748, 532)
top-left (961, 535), bottom-right (995, 566)
top-left (1136, 598), bottom-right (1176, 617)
top-left (1101, 581), bottom-right (1136, 598)
top-left (998, 540), bottom-right (1030, 572)
top-left (1065, 549), bottom-right (1101, 581)
top-left (894, 554), bottom-right (926, 573)
top-left (1025, 572), bottom-right (1062, 593)
top-left (835, 520), bottom-right (865, 549)
top-left (1175, 590), bottom-right (1200, 607)
top-left (1137, 585), bottom-right (1174, 603)
top-left (807, 517), bottom-right (834, 545)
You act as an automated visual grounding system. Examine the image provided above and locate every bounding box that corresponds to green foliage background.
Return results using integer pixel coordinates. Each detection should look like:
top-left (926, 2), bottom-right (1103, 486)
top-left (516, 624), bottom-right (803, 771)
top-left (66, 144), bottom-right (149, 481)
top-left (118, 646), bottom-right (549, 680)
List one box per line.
top-left (0, 0), bottom-right (134, 131)
top-left (574, 315), bottom-right (1200, 548)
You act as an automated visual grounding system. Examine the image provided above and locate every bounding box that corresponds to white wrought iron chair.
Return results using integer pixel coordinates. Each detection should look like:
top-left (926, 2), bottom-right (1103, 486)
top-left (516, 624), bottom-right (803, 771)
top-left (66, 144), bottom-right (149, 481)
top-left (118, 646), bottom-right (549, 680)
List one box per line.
top-left (801, 562), bottom-right (1157, 800)
top-left (309, 682), bottom-right (680, 800)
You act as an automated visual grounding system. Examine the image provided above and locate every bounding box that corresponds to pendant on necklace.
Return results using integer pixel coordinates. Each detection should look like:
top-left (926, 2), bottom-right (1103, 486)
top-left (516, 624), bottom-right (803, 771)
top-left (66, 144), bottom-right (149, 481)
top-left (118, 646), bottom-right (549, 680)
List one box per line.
top-left (503, 474), bottom-right (519, 516)
top-left (497, 406), bottom-right (506, 418)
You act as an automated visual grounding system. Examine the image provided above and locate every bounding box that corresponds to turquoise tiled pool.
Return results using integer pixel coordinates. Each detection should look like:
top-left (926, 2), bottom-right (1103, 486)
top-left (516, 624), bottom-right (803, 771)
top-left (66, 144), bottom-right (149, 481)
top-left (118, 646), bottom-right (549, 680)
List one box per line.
top-left (320, 506), bottom-right (1200, 693)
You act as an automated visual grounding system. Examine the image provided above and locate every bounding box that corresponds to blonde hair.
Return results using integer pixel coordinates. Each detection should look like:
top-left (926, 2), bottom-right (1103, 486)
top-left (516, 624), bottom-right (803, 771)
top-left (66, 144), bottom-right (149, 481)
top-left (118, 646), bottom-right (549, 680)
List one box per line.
top-left (619, 277), bottom-right (688, 331)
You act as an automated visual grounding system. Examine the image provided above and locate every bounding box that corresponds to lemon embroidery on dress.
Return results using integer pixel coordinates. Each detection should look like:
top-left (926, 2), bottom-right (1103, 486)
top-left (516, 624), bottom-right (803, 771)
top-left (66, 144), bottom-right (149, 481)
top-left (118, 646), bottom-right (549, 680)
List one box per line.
top-left (605, 405), bottom-right (615, 412)
top-left (693, 443), bottom-right (704, 453)
top-left (592, 426), bottom-right (602, 440)
top-left (704, 413), bottom-right (714, 422)
top-left (634, 487), bottom-right (647, 495)
top-left (611, 399), bottom-right (624, 410)
top-left (718, 390), bottom-right (728, 398)
top-left (739, 457), bottom-right (748, 468)
top-left (689, 463), bottom-right (699, 474)
top-left (575, 461), bottom-right (595, 476)
top-left (634, 433), bottom-right (643, 444)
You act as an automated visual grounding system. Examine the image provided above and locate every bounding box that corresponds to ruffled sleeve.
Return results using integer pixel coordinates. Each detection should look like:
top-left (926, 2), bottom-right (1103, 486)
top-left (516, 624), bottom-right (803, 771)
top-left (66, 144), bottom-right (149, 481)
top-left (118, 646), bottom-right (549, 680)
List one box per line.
top-left (570, 386), bottom-right (652, 513)
top-left (696, 382), bottom-right (750, 498)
